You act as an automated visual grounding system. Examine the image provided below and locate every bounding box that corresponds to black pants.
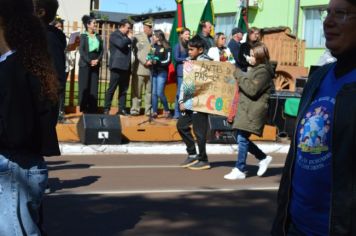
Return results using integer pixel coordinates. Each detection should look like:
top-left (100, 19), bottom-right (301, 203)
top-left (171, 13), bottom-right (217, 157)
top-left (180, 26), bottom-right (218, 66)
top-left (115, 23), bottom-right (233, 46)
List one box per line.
top-left (104, 68), bottom-right (130, 111)
top-left (78, 65), bottom-right (99, 113)
top-left (287, 223), bottom-right (306, 236)
top-left (58, 72), bottom-right (69, 114)
top-left (177, 111), bottom-right (208, 161)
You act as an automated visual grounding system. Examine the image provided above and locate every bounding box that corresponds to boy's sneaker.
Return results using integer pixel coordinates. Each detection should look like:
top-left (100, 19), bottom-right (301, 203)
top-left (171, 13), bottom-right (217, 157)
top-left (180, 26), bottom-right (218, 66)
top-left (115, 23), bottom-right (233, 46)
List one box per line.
top-left (188, 160), bottom-right (211, 170)
top-left (224, 168), bottom-right (246, 180)
top-left (180, 155), bottom-right (199, 168)
top-left (257, 155), bottom-right (273, 177)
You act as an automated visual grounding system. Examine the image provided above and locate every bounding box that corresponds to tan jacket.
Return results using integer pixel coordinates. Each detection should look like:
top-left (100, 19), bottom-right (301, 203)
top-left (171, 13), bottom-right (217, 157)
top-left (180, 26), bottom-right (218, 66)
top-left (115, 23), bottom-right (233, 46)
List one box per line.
top-left (132, 32), bottom-right (152, 76)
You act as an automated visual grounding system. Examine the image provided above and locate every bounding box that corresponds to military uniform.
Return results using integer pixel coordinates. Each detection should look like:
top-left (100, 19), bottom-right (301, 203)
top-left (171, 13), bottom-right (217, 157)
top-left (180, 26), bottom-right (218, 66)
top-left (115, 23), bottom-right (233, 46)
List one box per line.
top-left (130, 19), bottom-right (153, 115)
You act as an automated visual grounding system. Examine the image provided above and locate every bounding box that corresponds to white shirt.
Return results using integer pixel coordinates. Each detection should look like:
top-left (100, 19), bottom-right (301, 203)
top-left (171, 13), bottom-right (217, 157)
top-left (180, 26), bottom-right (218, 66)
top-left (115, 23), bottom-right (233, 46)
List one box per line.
top-left (207, 47), bottom-right (235, 64)
top-left (0, 50), bottom-right (15, 63)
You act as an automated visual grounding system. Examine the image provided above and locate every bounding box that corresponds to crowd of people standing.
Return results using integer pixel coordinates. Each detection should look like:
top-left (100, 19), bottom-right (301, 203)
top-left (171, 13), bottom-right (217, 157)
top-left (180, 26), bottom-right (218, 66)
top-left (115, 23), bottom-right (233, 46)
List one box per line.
top-left (72, 18), bottom-right (266, 120)
top-left (58, 16), bottom-right (275, 173)
top-left (2, 0), bottom-right (356, 235)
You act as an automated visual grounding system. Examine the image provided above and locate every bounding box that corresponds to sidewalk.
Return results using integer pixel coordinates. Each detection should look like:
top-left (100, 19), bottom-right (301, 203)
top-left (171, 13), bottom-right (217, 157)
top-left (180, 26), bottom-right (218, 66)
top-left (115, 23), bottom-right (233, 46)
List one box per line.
top-left (59, 141), bottom-right (291, 155)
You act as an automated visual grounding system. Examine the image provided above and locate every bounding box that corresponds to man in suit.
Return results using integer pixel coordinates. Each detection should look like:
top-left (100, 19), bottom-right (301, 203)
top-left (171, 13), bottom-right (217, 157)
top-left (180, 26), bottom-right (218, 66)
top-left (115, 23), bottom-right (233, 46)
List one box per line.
top-left (104, 19), bottom-right (132, 116)
top-left (130, 18), bottom-right (153, 116)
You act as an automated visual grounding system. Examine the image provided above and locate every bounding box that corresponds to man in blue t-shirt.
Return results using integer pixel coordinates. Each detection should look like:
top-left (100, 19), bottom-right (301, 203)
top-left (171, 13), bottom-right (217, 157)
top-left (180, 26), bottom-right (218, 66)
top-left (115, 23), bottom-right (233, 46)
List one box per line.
top-left (290, 65), bottom-right (356, 235)
top-left (272, 0), bottom-right (356, 234)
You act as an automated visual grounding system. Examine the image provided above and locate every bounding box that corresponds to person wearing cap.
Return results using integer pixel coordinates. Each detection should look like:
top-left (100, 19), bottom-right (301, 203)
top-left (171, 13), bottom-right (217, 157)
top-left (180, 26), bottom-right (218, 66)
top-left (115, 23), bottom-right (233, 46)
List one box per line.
top-left (131, 18), bottom-right (153, 116)
top-left (104, 19), bottom-right (132, 116)
top-left (228, 27), bottom-right (243, 68)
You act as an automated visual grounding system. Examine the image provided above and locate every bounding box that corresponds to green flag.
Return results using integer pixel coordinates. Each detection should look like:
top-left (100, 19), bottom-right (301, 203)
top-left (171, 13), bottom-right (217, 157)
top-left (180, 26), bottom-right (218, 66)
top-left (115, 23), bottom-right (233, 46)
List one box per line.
top-left (197, 0), bottom-right (215, 36)
top-left (238, 7), bottom-right (249, 33)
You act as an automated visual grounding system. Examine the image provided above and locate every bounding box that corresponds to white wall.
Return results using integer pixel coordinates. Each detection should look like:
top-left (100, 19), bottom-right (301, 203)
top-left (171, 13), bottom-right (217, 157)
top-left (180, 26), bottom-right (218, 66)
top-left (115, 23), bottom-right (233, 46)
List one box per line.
top-left (133, 18), bottom-right (173, 35)
top-left (57, 0), bottom-right (91, 24)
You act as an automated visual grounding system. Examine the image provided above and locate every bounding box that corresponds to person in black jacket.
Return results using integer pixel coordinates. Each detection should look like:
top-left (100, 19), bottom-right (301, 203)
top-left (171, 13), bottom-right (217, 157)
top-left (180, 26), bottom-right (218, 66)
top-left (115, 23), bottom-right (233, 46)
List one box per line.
top-left (237, 27), bottom-right (260, 72)
top-left (197, 20), bottom-right (214, 53)
top-left (272, 0), bottom-right (356, 235)
top-left (104, 19), bottom-right (132, 116)
top-left (0, 0), bottom-right (60, 235)
top-left (51, 17), bottom-right (72, 123)
top-left (78, 15), bottom-right (103, 113)
top-left (227, 27), bottom-right (243, 68)
top-left (150, 29), bottom-right (171, 118)
top-left (34, 0), bottom-right (66, 122)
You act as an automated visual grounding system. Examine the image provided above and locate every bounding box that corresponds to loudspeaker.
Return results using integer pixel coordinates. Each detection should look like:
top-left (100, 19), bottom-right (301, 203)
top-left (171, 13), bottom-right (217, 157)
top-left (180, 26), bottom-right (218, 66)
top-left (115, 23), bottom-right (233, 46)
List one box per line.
top-left (207, 115), bottom-right (237, 144)
top-left (77, 114), bottom-right (122, 145)
top-left (268, 92), bottom-right (301, 137)
top-left (296, 77), bottom-right (307, 88)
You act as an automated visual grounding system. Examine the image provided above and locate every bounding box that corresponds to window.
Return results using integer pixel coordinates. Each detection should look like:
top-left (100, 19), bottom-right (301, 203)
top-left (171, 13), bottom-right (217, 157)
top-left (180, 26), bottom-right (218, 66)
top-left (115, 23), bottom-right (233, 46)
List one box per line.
top-left (91, 0), bottom-right (99, 11)
top-left (215, 14), bottom-right (236, 40)
top-left (303, 7), bottom-right (327, 48)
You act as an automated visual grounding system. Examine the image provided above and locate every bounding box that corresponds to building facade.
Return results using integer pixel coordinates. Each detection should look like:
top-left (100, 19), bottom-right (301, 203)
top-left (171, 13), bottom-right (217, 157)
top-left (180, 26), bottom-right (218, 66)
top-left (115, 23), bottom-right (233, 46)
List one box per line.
top-left (57, 0), bottom-right (95, 23)
top-left (184, 0), bottom-right (329, 67)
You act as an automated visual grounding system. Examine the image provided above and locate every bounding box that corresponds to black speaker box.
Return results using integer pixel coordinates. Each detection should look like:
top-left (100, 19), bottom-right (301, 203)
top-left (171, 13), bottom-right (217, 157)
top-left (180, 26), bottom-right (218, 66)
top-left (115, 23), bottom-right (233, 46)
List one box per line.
top-left (77, 114), bottom-right (122, 145)
top-left (296, 77), bottom-right (307, 88)
top-left (268, 91), bottom-right (301, 137)
top-left (207, 115), bottom-right (237, 144)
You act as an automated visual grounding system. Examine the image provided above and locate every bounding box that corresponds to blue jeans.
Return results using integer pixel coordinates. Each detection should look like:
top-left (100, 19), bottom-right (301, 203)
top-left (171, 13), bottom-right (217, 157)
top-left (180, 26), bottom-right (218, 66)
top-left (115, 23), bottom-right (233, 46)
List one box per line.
top-left (0, 154), bottom-right (48, 236)
top-left (152, 71), bottom-right (169, 113)
top-left (236, 130), bottom-right (266, 172)
top-left (173, 76), bottom-right (183, 118)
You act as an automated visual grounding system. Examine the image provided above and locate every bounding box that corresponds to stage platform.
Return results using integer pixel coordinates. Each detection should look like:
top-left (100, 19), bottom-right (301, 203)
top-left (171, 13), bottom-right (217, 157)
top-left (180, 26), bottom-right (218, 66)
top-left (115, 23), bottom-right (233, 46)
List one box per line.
top-left (56, 113), bottom-right (277, 143)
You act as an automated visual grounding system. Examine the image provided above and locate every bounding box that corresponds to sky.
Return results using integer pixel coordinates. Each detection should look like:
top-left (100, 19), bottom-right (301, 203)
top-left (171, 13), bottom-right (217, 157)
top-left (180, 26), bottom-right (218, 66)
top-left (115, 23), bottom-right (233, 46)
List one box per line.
top-left (100, 0), bottom-right (177, 14)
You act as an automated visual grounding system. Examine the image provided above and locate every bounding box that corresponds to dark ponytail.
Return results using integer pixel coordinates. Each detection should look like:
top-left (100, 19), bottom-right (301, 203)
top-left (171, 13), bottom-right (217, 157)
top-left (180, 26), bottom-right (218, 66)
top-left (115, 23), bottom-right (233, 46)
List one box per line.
top-left (82, 14), bottom-right (95, 31)
top-left (153, 29), bottom-right (170, 49)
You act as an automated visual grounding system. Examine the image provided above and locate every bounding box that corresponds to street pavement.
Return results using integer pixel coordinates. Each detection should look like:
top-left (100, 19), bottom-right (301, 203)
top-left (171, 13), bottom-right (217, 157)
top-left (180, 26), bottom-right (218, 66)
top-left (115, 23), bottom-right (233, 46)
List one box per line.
top-left (42, 151), bottom-right (287, 236)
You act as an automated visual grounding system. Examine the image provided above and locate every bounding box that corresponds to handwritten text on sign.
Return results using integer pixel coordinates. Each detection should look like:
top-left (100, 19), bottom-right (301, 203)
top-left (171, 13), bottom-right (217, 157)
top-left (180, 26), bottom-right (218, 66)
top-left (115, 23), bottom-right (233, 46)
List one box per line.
top-left (183, 61), bottom-right (237, 116)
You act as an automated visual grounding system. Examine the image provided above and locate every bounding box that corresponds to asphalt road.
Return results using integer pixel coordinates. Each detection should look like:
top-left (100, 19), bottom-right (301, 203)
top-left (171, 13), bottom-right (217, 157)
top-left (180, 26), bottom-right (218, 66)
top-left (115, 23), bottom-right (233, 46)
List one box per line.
top-left (42, 152), bottom-right (287, 236)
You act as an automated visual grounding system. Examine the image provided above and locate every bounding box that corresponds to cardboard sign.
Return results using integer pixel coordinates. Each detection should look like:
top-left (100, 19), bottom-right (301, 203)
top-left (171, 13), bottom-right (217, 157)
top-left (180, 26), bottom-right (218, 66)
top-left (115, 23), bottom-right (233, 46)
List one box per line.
top-left (182, 61), bottom-right (237, 116)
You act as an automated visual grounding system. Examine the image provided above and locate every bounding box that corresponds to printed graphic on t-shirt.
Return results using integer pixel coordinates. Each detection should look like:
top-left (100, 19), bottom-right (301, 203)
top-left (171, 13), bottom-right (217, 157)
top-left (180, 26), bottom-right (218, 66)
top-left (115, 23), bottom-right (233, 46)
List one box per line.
top-left (296, 96), bottom-right (334, 171)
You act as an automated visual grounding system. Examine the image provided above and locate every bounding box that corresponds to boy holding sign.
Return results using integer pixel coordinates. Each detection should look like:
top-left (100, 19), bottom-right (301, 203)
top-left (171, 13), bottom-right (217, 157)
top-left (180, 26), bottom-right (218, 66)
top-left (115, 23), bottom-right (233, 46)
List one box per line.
top-left (177, 36), bottom-right (212, 170)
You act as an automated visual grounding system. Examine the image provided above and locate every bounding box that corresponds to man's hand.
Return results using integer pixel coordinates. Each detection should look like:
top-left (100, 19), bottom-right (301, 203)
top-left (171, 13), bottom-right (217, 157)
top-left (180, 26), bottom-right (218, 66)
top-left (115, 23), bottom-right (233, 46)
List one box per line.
top-left (91, 59), bottom-right (98, 67)
top-left (145, 60), bottom-right (152, 67)
top-left (128, 31), bottom-right (133, 39)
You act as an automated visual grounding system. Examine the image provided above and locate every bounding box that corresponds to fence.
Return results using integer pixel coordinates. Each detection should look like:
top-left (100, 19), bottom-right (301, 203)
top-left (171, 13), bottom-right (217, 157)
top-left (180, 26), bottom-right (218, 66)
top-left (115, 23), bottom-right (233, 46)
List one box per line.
top-left (63, 21), bottom-right (175, 113)
top-left (64, 22), bottom-right (128, 112)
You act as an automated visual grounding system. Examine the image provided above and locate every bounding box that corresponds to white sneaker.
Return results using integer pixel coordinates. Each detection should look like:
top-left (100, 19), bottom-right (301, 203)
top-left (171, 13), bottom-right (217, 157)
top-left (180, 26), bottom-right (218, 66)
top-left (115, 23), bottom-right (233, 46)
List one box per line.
top-left (257, 156), bottom-right (273, 177)
top-left (224, 168), bottom-right (246, 180)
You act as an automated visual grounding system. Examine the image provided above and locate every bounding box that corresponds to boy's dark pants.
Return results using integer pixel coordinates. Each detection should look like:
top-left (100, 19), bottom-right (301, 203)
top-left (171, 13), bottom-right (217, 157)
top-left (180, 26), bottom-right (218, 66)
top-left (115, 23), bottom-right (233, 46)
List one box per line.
top-left (177, 111), bottom-right (208, 161)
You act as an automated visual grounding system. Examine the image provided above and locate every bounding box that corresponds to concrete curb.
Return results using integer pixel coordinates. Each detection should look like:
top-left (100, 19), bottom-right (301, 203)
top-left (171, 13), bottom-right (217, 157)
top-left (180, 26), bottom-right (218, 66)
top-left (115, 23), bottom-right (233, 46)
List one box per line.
top-left (59, 141), bottom-right (290, 155)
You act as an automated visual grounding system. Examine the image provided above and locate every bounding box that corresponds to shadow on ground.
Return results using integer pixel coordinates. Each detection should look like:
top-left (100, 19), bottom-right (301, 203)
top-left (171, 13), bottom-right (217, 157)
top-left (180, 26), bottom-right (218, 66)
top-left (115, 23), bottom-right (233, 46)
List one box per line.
top-left (48, 176), bottom-right (100, 193)
top-left (43, 190), bottom-right (277, 236)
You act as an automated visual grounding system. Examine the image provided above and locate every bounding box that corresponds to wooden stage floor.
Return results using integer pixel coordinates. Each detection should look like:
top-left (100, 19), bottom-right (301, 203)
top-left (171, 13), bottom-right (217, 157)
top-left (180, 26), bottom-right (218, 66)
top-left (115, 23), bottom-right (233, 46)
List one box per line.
top-left (56, 113), bottom-right (277, 143)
